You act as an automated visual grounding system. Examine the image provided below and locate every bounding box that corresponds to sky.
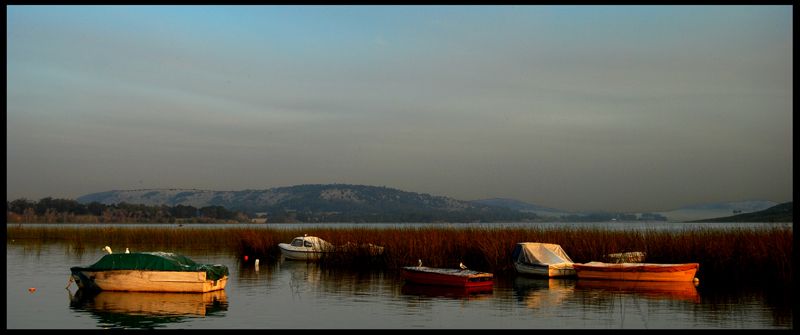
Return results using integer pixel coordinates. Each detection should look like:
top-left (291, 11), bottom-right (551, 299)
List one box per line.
top-left (6, 5), bottom-right (793, 212)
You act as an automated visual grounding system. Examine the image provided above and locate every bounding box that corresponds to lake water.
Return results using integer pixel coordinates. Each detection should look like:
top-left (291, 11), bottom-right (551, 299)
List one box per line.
top-left (5, 222), bottom-right (793, 329)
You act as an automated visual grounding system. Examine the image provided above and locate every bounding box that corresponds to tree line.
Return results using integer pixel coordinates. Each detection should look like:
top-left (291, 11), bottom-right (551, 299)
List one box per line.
top-left (6, 197), bottom-right (249, 223)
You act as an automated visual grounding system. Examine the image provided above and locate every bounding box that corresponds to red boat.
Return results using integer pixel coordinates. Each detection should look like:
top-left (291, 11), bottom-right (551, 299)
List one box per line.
top-left (400, 266), bottom-right (493, 288)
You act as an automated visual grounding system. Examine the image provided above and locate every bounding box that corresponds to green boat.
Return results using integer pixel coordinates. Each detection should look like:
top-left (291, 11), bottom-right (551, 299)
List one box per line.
top-left (70, 251), bottom-right (228, 293)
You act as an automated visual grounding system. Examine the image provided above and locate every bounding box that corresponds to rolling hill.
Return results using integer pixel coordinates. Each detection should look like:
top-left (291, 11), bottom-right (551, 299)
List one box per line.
top-left (76, 184), bottom-right (785, 223)
top-left (655, 200), bottom-right (779, 222)
top-left (469, 198), bottom-right (573, 217)
top-left (76, 184), bottom-right (538, 223)
top-left (688, 202), bottom-right (793, 223)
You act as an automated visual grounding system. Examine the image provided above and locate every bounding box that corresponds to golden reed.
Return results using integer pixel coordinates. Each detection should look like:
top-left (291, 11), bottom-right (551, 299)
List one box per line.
top-left (6, 225), bottom-right (792, 284)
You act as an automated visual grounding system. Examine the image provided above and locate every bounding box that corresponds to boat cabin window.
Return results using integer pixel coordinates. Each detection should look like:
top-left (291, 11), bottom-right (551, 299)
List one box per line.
top-left (304, 240), bottom-right (314, 247)
top-left (291, 239), bottom-right (304, 247)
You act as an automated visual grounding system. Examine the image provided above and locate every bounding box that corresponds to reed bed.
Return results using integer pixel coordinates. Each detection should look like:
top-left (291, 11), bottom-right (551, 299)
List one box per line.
top-left (6, 225), bottom-right (792, 285)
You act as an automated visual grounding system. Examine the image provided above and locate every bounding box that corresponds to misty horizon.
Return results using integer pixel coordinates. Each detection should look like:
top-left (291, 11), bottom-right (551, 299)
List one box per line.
top-left (6, 5), bottom-right (793, 213)
top-left (8, 183), bottom-right (786, 214)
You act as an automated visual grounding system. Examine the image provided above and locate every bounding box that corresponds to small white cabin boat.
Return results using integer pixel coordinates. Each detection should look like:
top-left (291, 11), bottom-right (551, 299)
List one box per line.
top-left (278, 235), bottom-right (335, 261)
top-left (512, 242), bottom-right (576, 278)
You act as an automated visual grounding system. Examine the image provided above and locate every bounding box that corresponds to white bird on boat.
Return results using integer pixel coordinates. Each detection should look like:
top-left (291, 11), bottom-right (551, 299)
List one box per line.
top-left (103, 246), bottom-right (113, 254)
top-left (459, 262), bottom-right (467, 270)
top-left (418, 259), bottom-right (423, 267)
top-left (125, 248), bottom-right (130, 254)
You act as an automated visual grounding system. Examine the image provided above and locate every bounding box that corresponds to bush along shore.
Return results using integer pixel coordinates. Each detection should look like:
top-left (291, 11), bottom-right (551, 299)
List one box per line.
top-left (6, 225), bottom-right (792, 286)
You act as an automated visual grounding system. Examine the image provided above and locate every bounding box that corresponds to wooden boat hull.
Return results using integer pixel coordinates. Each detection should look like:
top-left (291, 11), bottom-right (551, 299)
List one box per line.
top-left (71, 269), bottom-right (228, 293)
top-left (514, 261), bottom-right (576, 278)
top-left (572, 262), bottom-right (699, 282)
top-left (401, 266), bottom-right (493, 288)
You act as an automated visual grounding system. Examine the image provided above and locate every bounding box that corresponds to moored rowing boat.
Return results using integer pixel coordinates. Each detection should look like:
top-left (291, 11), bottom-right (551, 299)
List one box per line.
top-left (572, 262), bottom-right (699, 282)
top-left (70, 252), bottom-right (229, 293)
top-left (400, 266), bottom-right (493, 288)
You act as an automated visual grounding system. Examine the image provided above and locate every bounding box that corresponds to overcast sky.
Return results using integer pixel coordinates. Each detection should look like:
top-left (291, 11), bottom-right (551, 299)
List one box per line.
top-left (6, 5), bottom-right (793, 212)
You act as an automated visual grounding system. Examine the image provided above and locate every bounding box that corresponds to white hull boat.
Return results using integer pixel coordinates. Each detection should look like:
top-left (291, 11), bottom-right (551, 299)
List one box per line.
top-left (278, 235), bottom-right (335, 261)
top-left (512, 242), bottom-right (576, 278)
top-left (513, 261), bottom-right (576, 278)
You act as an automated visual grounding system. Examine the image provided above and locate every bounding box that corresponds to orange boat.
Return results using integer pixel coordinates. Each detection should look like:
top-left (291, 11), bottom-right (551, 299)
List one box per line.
top-left (401, 266), bottom-right (493, 288)
top-left (572, 262), bottom-right (699, 282)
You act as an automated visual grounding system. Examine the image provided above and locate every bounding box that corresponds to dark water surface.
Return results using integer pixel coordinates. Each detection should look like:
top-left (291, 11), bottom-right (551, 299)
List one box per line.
top-left (6, 223), bottom-right (793, 329)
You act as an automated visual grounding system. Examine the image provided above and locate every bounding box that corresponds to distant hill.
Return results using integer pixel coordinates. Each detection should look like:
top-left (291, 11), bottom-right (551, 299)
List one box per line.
top-left (76, 184), bottom-right (538, 223)
top-left (76, 185), bottom-right (785, 223)
top-left (656, 200), bottom-right (779, 222)
top-left (469, 198), bottom-right (781, 222)
top-left (470, 198), bottom-right (572, 217)
top-left (689, 202), bottom-right (793, 223)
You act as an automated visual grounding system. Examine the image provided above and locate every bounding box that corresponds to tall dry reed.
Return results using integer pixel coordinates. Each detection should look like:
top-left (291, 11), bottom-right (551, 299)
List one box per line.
top-left (6, 225), bottom-right (792, 285)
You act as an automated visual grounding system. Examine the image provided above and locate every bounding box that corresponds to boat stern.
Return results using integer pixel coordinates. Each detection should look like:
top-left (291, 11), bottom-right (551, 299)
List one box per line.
top-left (202, 275), bottom-right (228, 292)
top-left (70, 268), bottom-right (101, 291)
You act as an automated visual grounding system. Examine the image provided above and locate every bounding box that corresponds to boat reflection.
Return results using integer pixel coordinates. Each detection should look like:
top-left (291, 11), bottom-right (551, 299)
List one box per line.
top-left (68, 289), bottom-right (228, 329)
top-left (280, 258), bottom-right (322, 283)
top-left (575, 279), bottom-right (700, 303)
top-left (512, 276), bottom-right (575, 309)
top-left (277, 259), bottom-right (391, 299)
top-left (401, 283), bottom-right (493, 300)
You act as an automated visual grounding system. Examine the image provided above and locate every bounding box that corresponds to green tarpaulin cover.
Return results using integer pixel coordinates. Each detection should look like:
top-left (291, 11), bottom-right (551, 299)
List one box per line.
top-left (71, 252), bottom-right (228, 280)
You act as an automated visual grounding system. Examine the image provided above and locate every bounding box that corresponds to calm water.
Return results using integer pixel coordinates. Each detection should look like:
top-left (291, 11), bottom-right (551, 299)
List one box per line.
top-left (6, 222), bottom-right (793, 329)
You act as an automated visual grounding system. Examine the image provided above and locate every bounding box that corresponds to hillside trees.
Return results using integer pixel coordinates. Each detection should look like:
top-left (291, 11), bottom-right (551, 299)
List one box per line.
top-left (6, 197), bottom-right (249, 223)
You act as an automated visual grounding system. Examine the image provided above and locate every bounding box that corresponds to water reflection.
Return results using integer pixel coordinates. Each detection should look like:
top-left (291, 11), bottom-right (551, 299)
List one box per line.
top-left (277, 260), bottom-right (323, 299)
top-left (575, 279), bottom-right (700, 303)
top-left (277, 259), bottom-right (392, 298)
top-left (512, 276), bottom-right (575, 309)
top-left (400, 283), bottom-right (493, 300)
top-left (5, 238), bottom-right (790, 329)
top-left (68, 289), bottom-right (228, 329)
top-left (236, 259), bottom-right (276, 281)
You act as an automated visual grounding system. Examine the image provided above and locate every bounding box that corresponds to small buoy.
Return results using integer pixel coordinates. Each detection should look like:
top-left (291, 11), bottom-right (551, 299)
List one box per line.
top-left (244, 255), bottom-right (249, 262)
top-left (255, 259), bottom-right (260, 271)
top-left (693, 277), bottom-right (700, 286)
top-left (28, 287), bottom-right (36, 293)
